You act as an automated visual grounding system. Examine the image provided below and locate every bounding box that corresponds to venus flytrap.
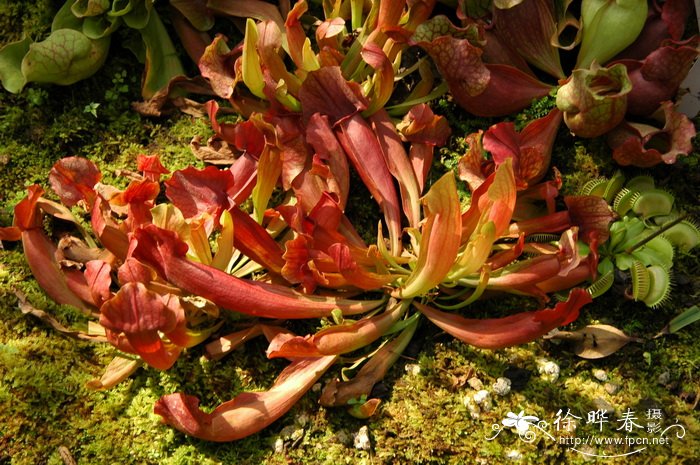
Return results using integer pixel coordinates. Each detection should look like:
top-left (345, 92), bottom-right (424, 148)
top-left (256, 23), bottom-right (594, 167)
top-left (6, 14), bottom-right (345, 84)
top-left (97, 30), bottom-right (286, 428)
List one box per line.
top-left (578, 174), bottom-right (700, 307)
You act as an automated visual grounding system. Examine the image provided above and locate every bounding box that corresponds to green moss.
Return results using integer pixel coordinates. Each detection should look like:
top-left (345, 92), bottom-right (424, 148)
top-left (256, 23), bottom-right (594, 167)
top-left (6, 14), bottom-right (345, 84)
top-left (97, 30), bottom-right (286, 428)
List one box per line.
top-left (514, 94), bottom-right (557, 130)
top-left (1, 9), bottom-right (699, 465)
top-left (557, 140), bottom-right (613, 195)
top-left (0, 0), bottom-right (55, 43)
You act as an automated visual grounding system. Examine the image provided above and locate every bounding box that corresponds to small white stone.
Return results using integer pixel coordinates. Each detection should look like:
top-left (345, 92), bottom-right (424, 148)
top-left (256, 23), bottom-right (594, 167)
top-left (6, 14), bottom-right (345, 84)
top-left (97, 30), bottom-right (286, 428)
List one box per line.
top-left (462, 395), bottom-right (481, 419)
top-left (473, 389), bottom-right (492, 412)
top-left (592, 397), bottom-right (615, 415)
top-left (493, 377), bottom-right (512, 396)
top-left (273, 438), bottom-right (285, 454)
top-left (467, 377), bottom-right (484, 391)
top-left (311, 383), bottom-right (322, 393)
top-left (592, 369), bottom-right (608, 382)
top-left (404, 363), bottom-right (421, 376)
top-left (354, 426), bottom-right (371, 451)
top-left (604, 383), bottom-right (620, 395)
top-left (538, 360), bottom-right (560, 381)
top-left (657, 371), bottom-right (671, 385)
top-left (506, 450), bottom-right (523, 460)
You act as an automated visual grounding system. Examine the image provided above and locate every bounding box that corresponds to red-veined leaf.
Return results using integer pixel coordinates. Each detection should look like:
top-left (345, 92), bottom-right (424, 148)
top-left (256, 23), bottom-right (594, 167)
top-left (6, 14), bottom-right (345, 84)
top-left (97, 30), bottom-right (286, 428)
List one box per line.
top-left (131, 225), bottom-right (383, 318)
top-left (417, 288), bottom-right (591, 349)
top-left (165, 165), bottom-right (235, 222)
top-left (48, 156), bottom-right (101, 209)
top-left (320, 320), bottom-right (417, 407)
top-left (268, 300), bottom-right (405, 358)
top-left (154, 355), bottom-right (336, 442)
top-left (137, 154), bottom-right (169, 182)
top-left (99, 282), bottom-right (183, 370)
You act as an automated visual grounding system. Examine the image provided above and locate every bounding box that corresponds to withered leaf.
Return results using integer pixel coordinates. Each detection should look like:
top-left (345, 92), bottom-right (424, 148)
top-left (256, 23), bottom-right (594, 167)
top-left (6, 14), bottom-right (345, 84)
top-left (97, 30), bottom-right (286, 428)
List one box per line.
top-left (16, 291), bottom-right (106, 342)
top-left (86, 356), bottom-right (141, 390)
top-left (546, 324), bottom-right (643, 359)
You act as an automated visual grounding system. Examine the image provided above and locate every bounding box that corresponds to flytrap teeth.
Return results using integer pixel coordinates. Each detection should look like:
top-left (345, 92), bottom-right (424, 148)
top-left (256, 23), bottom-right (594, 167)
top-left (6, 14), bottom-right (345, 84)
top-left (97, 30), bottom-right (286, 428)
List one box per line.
top-left (581, 177), bottom-right (609, 197)
top-left (524, 233), bottom-right (561, 243)
top-left (630, 260), bottom-right (650, 301)
top-left (625, 174), bottom-right (656, 192)
top-left (603, 171), bottom-right (626, 203)
top-left (642, 265), bottom-right (673, 308)
top-left (613, 188), bottom-right (639, 216)
top-left (587, 270), bottom-right (614, 299)
top-left (662, 219), bottom-right (700, 251)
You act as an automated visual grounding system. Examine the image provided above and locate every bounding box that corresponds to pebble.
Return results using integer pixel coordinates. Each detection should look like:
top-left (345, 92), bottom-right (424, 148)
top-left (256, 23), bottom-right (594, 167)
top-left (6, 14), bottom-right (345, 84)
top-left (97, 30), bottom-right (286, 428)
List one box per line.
top-left (279, 425), bottom-right (296, 438)
top-left (473, 389), bottom-right (492, 412)
top-left (354, 426), bottom-right (371, 451)
top-left (335, 429), bottom-right (352, 446)
top-left (295, 413), bottom-right (310, 427)
top-left (273, 438), bottom-right (284, 454)
top-left (604, 383), bottom-right (620, 395)
top-left (404, 363), bottom-right (421, 376)
top-left (290, 428), bottom-right (304, 443)
top-left (506, 450), bottom-right (523, 461)
top-left (592, 369), bottom-right (608, 382)
top-left (538, 360), bottom-right (560, 382)
top-left (467, 377), bottom-right (484, 391)
top-left (311, 383), bottom-right (322, 393)
top-left (463, 396), bottom-right (480, 419)
top-left (579, 445), bottom-right (597, 461)
top-left (493, 377), bottom-right (512, 396)
top-left (592, 397), bottom-right (615, 415)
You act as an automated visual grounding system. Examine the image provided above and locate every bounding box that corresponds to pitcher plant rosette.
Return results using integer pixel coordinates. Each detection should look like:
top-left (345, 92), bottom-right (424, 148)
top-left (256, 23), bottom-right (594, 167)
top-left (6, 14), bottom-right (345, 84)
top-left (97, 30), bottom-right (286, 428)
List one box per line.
top-left (1, 0), bottom-right (699, 443)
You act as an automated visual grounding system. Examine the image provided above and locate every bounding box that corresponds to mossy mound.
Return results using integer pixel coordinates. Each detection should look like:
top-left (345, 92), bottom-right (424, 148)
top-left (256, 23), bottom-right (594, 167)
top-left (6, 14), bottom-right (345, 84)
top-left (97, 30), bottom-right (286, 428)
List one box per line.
top-left (1, 5), bottom-right (699, 465)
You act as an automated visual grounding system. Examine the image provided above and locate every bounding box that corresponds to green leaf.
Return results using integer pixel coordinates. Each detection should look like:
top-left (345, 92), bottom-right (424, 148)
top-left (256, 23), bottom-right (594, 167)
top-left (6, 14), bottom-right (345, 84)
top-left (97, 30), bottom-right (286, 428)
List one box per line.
top-left (71, 0), bottom-right (111, 18)
top-left (242, 18), bottom-right (267, 99)
top-left (137, 9), bottom-right (185, 99)
top-left (52, 0), bottom-right (84, 31)
top-left (109, 0), bottom-right (137, 17)
top-left (122, 0), bottom-right (152, 29)
top-left (576, 0), bottom-right (648, 68)
top-left (0, 36), bottom-right (31, 93)
top-left (21, 30), bottom-right (111, 87)
top-left (668, 306), bottom-right (700, 334)
top-left (656, 305), bottom-right (700, 337)
top-left (81, 14), bottom-right (121, 39)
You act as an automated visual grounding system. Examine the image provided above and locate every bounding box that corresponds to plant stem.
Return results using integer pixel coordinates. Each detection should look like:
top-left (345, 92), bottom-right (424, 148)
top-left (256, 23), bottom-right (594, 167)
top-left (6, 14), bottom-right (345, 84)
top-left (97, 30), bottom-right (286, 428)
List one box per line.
top-left (624, 214), bottom-right (687, 254)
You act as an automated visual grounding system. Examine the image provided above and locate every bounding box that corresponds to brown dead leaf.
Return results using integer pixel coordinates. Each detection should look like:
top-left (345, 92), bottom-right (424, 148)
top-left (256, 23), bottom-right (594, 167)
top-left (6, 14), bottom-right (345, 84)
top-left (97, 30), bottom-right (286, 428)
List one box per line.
top-left (545, 324), bottom-right (644, 359)
top-left (348, 398), bottom-right (381, 419)
top-left (190, 134), bottom-right (237, 165)
top-left (16, 291), bottom-right (106, 342)
top-left (57, 236), bottom-right (114, 265)
top-left (86, 356), bottom-right (141, 390)
top-left (131, 76), bottom-right (214, 117)
top-left (58, 446), bottom-right (77, 465)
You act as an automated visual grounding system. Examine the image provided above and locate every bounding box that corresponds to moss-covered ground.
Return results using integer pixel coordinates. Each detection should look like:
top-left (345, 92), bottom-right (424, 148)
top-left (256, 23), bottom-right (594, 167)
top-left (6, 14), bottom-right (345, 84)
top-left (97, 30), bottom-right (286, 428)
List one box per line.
top-left (1, 2), bottom-right (699, 464)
